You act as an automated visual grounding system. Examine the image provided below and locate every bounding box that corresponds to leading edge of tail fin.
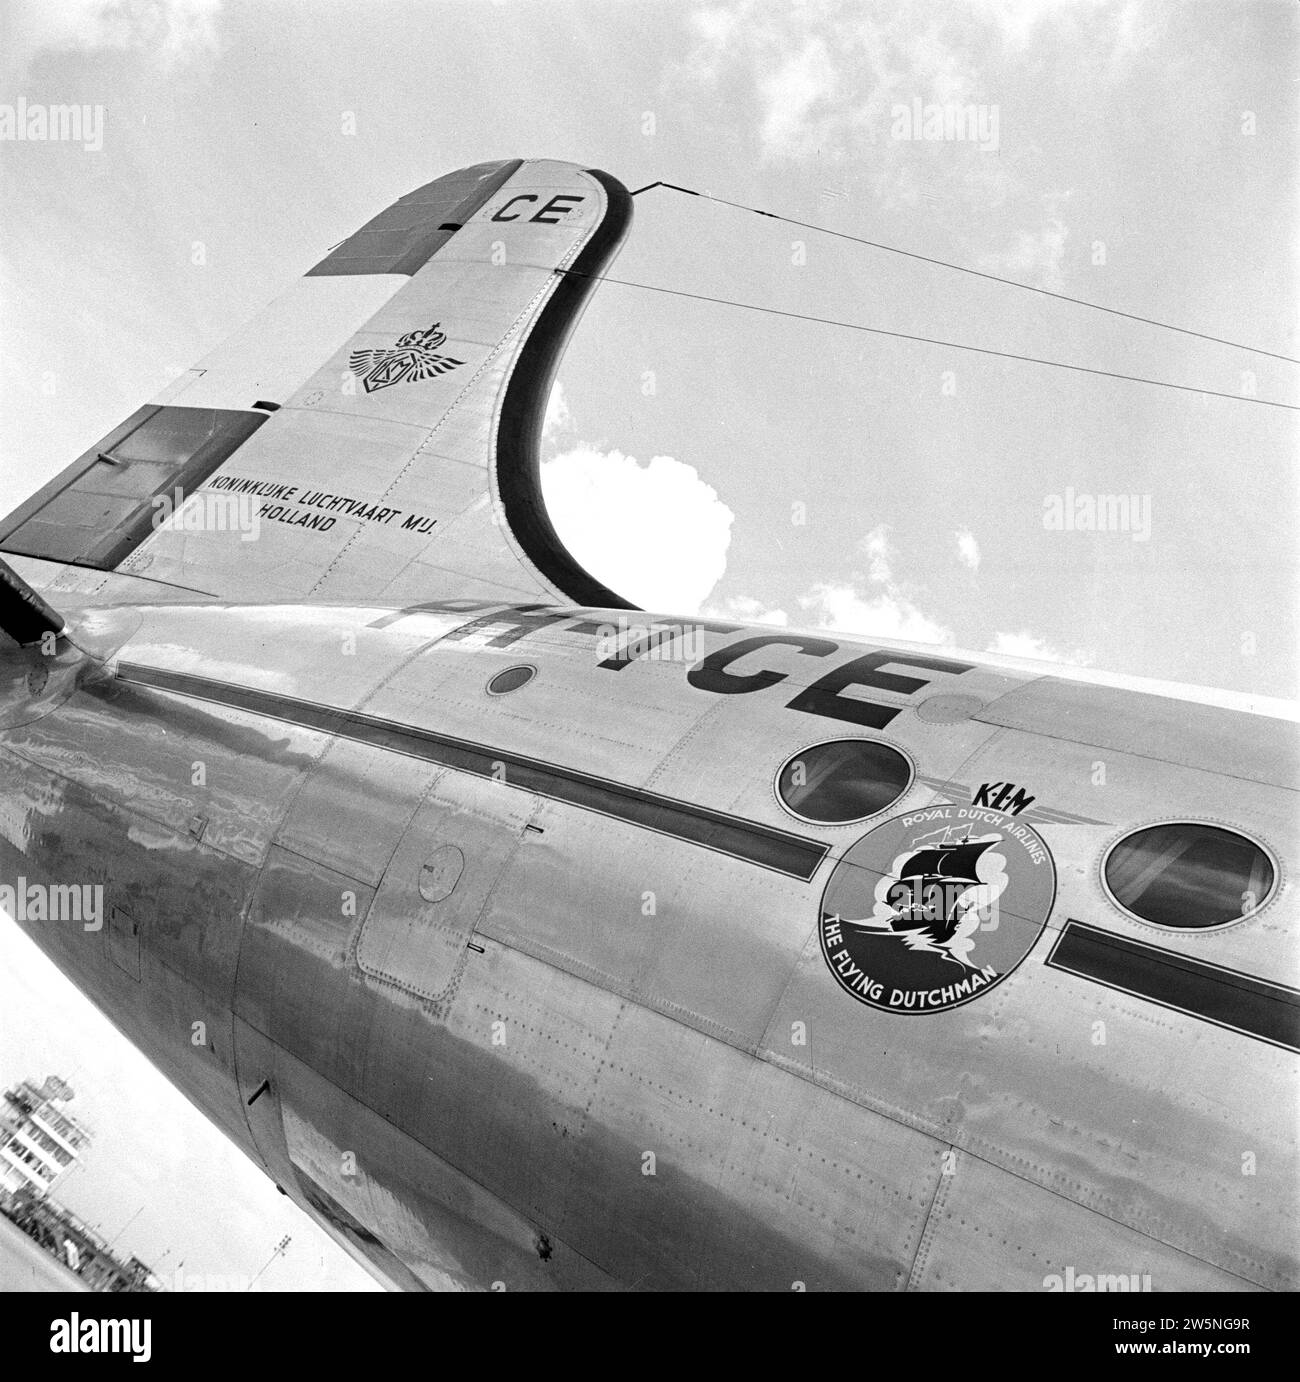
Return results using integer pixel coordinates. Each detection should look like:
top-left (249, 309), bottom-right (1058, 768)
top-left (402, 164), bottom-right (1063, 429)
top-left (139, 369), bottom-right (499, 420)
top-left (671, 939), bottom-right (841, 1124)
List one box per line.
top-left (0, 159), bottom-right (638, 611)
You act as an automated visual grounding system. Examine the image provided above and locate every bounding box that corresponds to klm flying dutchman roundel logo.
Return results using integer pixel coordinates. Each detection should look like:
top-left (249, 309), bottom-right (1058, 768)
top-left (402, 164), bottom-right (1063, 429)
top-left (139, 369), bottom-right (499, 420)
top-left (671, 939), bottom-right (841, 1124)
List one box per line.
top-left (819, 803), bottom-right (1056, 1014)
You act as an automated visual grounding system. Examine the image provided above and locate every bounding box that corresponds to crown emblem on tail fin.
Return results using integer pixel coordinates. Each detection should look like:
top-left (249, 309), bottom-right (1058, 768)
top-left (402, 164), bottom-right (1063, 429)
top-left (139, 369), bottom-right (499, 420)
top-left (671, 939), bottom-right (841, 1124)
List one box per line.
top-left (347, 322), bottom-right (465, 393)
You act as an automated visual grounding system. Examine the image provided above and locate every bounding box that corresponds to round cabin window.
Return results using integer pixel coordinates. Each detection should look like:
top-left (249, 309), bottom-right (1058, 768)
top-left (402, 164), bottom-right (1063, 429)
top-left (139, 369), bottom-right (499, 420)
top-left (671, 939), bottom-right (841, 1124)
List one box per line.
top-left (486, 665), bottom-right (537, 696)
top-left (1103, 822), bottom-right (1276, 930)
top-left (776, 740), bottom-right (912, 825)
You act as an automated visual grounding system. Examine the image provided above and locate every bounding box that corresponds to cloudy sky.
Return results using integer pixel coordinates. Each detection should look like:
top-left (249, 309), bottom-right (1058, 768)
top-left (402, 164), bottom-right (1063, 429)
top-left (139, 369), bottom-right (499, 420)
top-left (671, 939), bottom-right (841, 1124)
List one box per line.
top-left (1, 0), bottom-right (1296, 1288)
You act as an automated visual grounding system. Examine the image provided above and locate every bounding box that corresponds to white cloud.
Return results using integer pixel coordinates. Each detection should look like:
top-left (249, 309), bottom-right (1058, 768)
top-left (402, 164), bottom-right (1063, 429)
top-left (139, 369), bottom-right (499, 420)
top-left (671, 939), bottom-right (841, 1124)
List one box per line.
top-left (676, 0), bottom-right (1155, 231)
top-left (977, 0), bottom-right (1050, 51)
top-left (955, 528), bottom-right (981, 571)
top-left (542, 447), bottom-right (734, 613)
top-left (542, 380), bottom-right (571, 440)
top-left (705, 595), bottom-right (790, 626)
top-left (795, 524), bottom-right (954, 645)
top-left (861, 524), bottom-right (894, 583)
top-left (801, 580), bottom-right (953, 645)
top-left (755, 35), bottom-right (843, 163)
top-left (707, 526), bottom-right (956, 643)
top-left (680, 2), bottom-right (987, 166)
top-left (5, 0), bottom-right (223, 77)
top-left (988, 629), bottom-right (1092, 666)
top-left (1108, 0), bottom-right (1162, 67)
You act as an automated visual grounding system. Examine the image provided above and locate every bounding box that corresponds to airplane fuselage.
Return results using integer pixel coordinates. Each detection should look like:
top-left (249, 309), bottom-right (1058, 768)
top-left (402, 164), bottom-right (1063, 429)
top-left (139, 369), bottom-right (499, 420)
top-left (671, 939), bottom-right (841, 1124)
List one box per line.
top-left (2, 591), bottom-right (1295, 1290)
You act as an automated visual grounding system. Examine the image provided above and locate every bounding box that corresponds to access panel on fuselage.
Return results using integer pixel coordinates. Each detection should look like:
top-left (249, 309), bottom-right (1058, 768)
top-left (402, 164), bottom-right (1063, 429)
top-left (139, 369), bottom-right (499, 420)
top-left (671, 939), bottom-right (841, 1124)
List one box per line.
top-left (355, 768), bottom-right (542, 1006)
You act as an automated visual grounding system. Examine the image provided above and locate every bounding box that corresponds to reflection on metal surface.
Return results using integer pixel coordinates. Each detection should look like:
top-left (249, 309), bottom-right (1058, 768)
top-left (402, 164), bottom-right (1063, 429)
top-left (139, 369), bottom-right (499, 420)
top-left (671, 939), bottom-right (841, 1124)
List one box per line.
top-left (105, 904), bottom-right (141, 982)
top-left (114, 661), bottom-right (828, 880)
top-left (358, 776), bottom-right (536, 1001)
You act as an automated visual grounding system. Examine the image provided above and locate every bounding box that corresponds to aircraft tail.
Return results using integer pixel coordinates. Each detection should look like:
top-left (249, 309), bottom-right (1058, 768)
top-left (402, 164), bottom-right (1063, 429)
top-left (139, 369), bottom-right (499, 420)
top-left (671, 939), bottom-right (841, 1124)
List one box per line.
top-left (0, 159), bottom-right (637, 611)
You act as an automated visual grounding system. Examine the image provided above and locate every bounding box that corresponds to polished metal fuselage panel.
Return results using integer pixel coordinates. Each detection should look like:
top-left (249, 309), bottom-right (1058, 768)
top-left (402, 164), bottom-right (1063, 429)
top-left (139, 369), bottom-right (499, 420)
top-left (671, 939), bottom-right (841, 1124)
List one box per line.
top-left (1, 599), bottom-right (1295, 1290)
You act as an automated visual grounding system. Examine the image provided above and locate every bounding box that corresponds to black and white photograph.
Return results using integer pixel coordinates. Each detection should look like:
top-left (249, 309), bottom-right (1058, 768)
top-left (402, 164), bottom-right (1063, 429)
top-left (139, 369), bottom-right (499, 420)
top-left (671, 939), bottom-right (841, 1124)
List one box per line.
top-left (0, 0), bottom-right (1294, 1337)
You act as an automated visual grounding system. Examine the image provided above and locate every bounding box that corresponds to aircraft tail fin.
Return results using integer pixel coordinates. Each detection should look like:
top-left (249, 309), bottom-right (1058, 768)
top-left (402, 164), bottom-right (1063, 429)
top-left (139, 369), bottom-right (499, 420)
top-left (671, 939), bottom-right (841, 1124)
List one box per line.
top-left (0, 159), bottom-right (637, 611)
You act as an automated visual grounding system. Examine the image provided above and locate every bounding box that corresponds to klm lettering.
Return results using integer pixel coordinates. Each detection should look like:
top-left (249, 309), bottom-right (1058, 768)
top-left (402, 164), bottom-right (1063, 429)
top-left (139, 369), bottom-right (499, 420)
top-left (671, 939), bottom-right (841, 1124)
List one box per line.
top-left (973, 782), bottom-right (1036, 815)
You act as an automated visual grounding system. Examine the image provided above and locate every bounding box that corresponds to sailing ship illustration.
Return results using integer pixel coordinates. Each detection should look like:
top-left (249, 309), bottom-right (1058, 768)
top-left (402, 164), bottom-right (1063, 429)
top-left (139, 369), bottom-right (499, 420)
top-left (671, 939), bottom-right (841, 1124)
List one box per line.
top-left (829, 827), bottom-right (1004, 970)
top-left (883, 830), bottom-right (1000, 944)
